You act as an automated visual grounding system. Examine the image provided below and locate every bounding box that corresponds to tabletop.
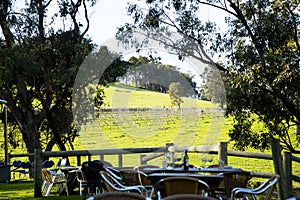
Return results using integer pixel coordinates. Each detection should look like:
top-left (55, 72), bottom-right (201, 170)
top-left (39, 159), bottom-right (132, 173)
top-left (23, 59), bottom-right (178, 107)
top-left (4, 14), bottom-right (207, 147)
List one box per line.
top-left (142, 166), bottom-right (244, 174)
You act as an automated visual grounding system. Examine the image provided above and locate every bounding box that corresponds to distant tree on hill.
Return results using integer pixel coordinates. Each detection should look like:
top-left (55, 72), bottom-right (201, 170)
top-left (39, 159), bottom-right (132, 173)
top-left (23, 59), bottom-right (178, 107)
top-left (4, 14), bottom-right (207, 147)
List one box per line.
top-left (121, 56), bottom-right (197, 96)
top-left (168, 82), bottom-right (185, 108)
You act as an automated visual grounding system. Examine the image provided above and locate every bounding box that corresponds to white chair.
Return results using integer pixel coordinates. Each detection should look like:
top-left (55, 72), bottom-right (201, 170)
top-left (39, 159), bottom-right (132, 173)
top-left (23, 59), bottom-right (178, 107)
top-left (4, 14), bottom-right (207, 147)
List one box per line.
top-left (76, 168), bottom-right (87, 196)
top-left (41, 168), bottom-right (69, 196)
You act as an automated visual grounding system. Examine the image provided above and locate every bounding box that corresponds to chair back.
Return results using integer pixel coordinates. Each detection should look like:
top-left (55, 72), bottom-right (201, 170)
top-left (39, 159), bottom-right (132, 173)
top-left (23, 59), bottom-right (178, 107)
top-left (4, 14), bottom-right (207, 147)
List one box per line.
top-left (42, 168), bottom-right (53, 183)
top-left (100, 171), bottom-right (122, 192)
top-left (154, 177), bottom-right (210, 199)
top-left (12, 160), bottom-right (22, 168)
top-left (81, 160), bottom-right (105, 185)
top-left (100, 171), bottom-right (145, 194)
top-left (21, 161), bottom-right (32, 169)
top-left (92, 191), bottom-right (146, 200)
top-left (223, 171), bottom-right (252, 198)
top-left (231, 175), bottom-right (279, 200)
top-left (43, 160), bottom-right (55, 168)
top-left (120, 169), bottom-right (141, 186)
top-left (163, 194), bottom-right (218, 200)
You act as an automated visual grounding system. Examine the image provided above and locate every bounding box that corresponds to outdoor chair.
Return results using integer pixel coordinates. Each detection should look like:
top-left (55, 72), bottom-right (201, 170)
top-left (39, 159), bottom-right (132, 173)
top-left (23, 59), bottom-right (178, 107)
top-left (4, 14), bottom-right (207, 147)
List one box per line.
top-left (153, 177), bottom-right (210, 200)
top-left (76, 168), bottom-right (87, 196)
top-left (19, 161), bottom-right (33, 179)
top-left (42, 160), bottom-right (55, 169)
top-left (87, 191), bottom-right (146, 200)
top-left (231, 175), bottom-right (279, 200)
top-left (120, 169), bottom-right (142, 186)
top-left (106, 167), bottom-right (123, 182)
top-left (11, 160), bottom-right (22, 179)
top-left (81, 160), bottom-right (106, 199)
top-left (100, 171), bottom-right (146, 195)
top-left (216, 171), bottom-right (251, 199)
top-left (163, 194), bottom-right (218, 200)
top-left (41, 168), bottom-right (69, 196)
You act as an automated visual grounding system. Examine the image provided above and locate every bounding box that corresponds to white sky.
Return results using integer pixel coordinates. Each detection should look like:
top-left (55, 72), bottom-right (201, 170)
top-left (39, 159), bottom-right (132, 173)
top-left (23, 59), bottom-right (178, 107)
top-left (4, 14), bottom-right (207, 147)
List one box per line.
top-left (86, 0), bottom-right (230, 87)
top-left (88, 0), bottom-right (229, 45)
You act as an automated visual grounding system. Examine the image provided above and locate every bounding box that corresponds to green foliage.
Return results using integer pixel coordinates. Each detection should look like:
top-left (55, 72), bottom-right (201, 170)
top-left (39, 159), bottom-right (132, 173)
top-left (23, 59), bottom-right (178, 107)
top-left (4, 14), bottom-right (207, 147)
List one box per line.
top-left (117, 0), bottom-right (300, 153)
top-left (168, 82), bottom-right (185, 108)
top-left (0, 0), bottom-right (96, 153)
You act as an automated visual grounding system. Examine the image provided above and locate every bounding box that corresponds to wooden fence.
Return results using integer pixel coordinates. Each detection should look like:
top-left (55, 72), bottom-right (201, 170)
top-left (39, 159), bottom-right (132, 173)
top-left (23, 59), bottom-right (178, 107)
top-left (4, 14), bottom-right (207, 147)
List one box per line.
top-left (7, 140), bottom-right (300, 199)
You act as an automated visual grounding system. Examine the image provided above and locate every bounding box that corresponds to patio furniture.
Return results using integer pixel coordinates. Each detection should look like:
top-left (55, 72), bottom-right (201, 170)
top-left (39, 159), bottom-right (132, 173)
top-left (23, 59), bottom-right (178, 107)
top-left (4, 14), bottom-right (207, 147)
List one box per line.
top-left (148, 173), bottom-right (222, 195)
top-left (87, 191), bottom-right (146, 200)
top-left (106, 167), bottom-right (123, 182)
top-left (75, 168), bottom-right (87, 196)
top-left (231, 175), bottom-right (279, 200)
top-left (152, 176), bottom-right (210, 200)
top-left (18, 161), bottom-right (33, 179)
top-left (42, 160), bottom-right (55, 169)
top-left (216, 171), bottom-right (252, 199)
top-left (41, 168), bottom-right (69, 196)
top-left (81, 160), bottom-right (106, 199)
top-left (163, 194), bottom-right (218, 200)
top-left (100, 171), bottom-right (146, 195)
top-left (120, 169), bottom-right (142, 186)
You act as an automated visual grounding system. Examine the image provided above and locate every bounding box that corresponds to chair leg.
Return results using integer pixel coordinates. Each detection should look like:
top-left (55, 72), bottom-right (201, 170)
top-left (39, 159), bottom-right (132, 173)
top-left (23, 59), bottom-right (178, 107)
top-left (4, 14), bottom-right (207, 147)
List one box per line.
top-left (46, 183), bottom-right (54, 196)
top-left (79, 181), bottom-right (82, 196)
top-left (64, 182), bottom-right (69, 196)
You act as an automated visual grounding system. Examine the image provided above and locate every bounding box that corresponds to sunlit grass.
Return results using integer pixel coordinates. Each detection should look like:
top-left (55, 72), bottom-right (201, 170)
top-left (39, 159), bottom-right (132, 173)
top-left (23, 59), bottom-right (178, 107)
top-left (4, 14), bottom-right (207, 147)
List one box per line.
top-left (0, 181), bottom-right (82, 200)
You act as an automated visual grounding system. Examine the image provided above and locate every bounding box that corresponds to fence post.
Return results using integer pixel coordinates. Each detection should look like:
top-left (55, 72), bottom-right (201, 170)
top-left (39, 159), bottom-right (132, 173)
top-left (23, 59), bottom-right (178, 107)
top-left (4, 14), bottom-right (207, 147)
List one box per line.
top-left (118, 154), bottom-right (123, 167)
top-left (100, 154), bottom-right (104, 161)
top-left (271, 138), bottom-right (288, 200)
top-left (34, 148), bottom-right (42, 197)
top-left (218, 142), bottom-right (228, 165)
top-left (283, 151), bottom-right (292, 196)
top-left (140, 154), bottom-right (146, 165)
top-left (76, 156), bottom-right (81, 166)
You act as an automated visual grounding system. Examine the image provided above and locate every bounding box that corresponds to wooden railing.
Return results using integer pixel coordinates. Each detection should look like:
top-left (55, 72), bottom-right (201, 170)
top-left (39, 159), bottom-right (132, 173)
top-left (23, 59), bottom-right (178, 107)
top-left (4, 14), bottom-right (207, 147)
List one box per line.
top-left (7, 141), bottom-right (300, 199)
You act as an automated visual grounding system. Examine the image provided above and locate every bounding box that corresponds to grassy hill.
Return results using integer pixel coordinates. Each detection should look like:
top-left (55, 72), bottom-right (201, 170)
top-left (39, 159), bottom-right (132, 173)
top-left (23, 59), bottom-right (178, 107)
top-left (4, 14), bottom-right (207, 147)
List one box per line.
top-left (101, 82), bottom-right (216, 109)
top-left (76, 83), bottom-right (230, 150)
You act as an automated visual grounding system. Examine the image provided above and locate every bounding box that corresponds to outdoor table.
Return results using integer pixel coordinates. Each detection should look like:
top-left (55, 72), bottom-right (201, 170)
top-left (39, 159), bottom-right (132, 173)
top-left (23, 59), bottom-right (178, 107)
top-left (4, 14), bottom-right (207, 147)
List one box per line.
top-left (60, 166), bottom-right (81, 195)
top-left (142, 166), bottom-right (244, 175)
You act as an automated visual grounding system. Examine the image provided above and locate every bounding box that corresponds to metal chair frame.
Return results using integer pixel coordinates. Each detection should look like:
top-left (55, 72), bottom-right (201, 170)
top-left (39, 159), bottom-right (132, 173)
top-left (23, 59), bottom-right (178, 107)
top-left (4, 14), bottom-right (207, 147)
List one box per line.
top-left (231, 175), bottom-right (279, 200)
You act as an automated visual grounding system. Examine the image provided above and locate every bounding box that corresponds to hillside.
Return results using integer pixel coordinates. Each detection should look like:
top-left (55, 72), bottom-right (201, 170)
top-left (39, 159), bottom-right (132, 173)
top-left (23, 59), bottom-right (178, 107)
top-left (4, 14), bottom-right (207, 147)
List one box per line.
top-left (101, 82), bottom-right (216, 109)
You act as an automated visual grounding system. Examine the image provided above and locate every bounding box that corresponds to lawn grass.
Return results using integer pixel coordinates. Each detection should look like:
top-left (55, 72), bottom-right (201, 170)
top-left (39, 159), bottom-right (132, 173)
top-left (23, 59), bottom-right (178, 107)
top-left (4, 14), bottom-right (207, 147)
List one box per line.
top-left (0, 181), bottom-right (82, 200)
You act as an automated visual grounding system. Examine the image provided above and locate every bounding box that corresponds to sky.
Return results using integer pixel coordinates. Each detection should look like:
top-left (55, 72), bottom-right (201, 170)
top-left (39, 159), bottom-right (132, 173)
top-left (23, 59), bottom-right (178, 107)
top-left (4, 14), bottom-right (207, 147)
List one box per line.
top-left (88, 0), bottom-right (229, 45)
top-left (86, 0), bottom-right (230, 87)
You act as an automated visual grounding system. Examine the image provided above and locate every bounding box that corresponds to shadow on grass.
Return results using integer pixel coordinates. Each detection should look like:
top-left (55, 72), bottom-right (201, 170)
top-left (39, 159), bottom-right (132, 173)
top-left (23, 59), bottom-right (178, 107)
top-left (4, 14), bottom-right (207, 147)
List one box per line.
top-left (0, 181), bottom-right (82, 200)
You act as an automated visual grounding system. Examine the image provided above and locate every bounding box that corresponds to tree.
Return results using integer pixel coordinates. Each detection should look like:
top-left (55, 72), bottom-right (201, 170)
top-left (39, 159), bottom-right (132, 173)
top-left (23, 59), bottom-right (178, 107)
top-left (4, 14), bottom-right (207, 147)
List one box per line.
top-left (122, 55), bottom-right (197, 95)
top-left (168, 82), bottom-right (185, 108)
top-left (0, 0), bottom-right (96, 154)
top-left (117, 0), bottom-right (300, 152)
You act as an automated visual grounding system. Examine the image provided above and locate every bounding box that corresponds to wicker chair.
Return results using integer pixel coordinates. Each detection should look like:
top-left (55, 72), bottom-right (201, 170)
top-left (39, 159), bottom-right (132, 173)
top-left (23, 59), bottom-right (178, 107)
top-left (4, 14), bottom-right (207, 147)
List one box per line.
top-left (163, 194), bottom-right (218, 200)
top-left (216, 171), bottom-right (252, 199)
top-left (153, 177), bottom-right (210, 200)
top-left (88, 191), bottom-right (146, 200)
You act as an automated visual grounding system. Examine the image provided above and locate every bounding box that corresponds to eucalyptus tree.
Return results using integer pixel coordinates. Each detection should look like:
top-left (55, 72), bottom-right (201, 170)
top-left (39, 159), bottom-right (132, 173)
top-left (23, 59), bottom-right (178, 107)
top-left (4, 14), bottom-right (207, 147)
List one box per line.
top-left (0, 0), bottom-right (96, 153)
top-left (117, 0), bottom-right (300, 152)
